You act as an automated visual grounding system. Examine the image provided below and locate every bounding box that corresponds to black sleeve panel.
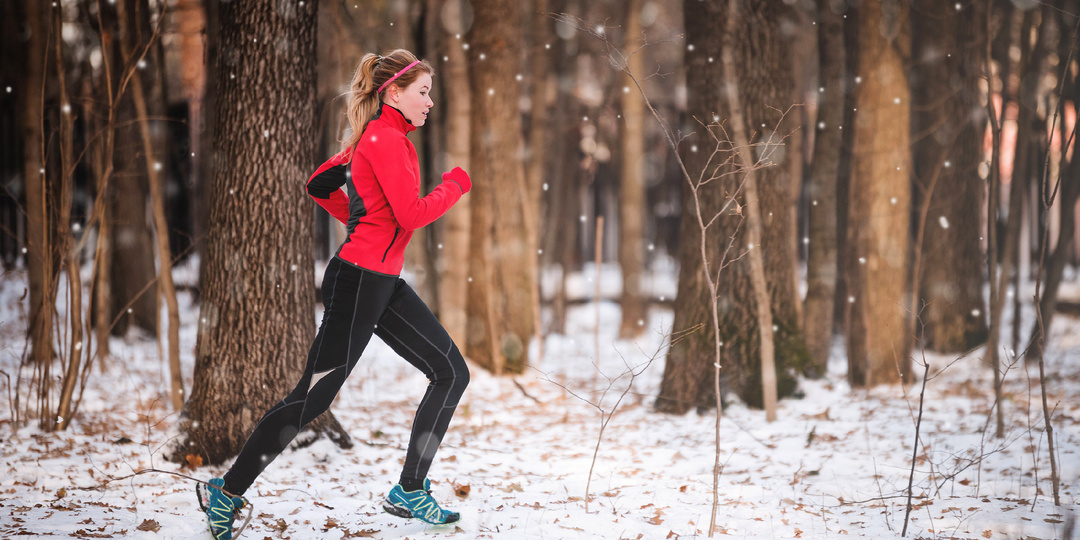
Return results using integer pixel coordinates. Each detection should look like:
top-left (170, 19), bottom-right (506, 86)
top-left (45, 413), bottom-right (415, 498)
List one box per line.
top-left (307, 164), bottom-right (348, 199)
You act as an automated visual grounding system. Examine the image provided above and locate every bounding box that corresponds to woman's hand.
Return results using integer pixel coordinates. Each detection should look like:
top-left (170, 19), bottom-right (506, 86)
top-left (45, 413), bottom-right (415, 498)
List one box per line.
top-left (442, 166), bottom-right (472, 194)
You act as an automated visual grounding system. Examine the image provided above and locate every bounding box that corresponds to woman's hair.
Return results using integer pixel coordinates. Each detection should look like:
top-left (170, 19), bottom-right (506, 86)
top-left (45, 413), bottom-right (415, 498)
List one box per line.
top-left (342, 49), bottom-right (434, 152)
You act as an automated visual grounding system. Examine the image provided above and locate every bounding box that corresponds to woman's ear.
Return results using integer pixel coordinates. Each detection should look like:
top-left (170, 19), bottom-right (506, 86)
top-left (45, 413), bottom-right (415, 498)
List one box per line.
top-left (388, 84), bottom-right (400, 103)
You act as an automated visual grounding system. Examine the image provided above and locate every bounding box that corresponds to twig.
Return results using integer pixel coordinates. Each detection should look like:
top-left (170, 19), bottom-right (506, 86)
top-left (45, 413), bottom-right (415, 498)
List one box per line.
top-left (1029, 10), bottom-right (1080, 509)
top-left (512, 378), bottom-right (542, 405)
top-left (901, 360), bottom-right (931, 537)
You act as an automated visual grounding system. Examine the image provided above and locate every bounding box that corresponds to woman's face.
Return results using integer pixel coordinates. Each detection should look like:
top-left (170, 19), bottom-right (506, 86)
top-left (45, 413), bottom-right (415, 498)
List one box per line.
top-left (389, 72), bottom-right (434, 127)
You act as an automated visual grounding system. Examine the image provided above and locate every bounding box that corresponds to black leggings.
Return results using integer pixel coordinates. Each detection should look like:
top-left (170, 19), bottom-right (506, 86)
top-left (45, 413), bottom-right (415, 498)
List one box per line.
top-left (222, 257), bottom-right (469, 496)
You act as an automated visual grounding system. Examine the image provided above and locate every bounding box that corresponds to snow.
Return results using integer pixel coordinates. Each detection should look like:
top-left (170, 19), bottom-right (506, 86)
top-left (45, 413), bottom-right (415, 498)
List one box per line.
top-left (1, 259), bottom-right (1078, 539)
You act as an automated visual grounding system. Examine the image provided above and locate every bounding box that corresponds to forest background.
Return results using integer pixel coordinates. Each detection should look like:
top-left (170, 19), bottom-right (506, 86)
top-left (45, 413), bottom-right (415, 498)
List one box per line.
top-left (1, 0), bottom-right (1079, 538)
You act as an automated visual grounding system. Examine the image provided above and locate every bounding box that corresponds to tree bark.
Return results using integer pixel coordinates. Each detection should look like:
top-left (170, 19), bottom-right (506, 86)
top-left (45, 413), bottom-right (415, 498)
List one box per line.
top-left (721, 0), bottom-right (782, 421)
top-left (910, 0), bottom-right (988, 353)
top-left (107, 0), bottom-right (158, 337)
top-left (465, 0), bottom-right (535, 374)
top-left (846, 0), bottom-right (912, 387)
top-left (54, 4), bottom-right (83, 432)
top-left (176, 0), bottom-right (349, 465)
top-left (1028, 6), bottom-right (1080, 363)
top-left (542, 6), bottom-right (581, 335)
top-left (436, 0), bottom-right (472, 350)
top-left (802, 0), bottom-right (846, 376)
top-left (617, 0), bottom-right (648, 340)
top-left (655, 0), bottom-right (727, 415)
top-left (177, 0), bottom-right (206, 259)
top-left (125, 37), bottom-right (184, 411)
top-left (525, 0), bottom-right (550, 360)
top-left (22, 0), bottom-right (55, 367)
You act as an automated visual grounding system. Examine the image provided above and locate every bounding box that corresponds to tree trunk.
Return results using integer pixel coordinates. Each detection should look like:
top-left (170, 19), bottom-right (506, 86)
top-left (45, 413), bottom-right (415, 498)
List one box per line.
top-left (802, 0), bottom-right (846, 376)
top-left (22, 0), bottom-right (55, 367)
top-left (107, 0), bottom-right (158, 337)
top-left (1028, 5), bottom-right (1080, 363)
top-left (910, 0), bottom-right (988, 353)
top-left (617, 0), bottom-right (648, 340)
top-left (176, 0), bottom-right (349, 465)
top-left (655, 0), bottom-right (726, 415)
top-left (846, 0), bottom-right (912, 387)
top-left (54, 5), bottom-right (82, 432)
top-left (721, 0), bottom-right (788, 420)
top-left (542, 10), bottom-right (581, 335)
top-left (525, 0), bottom-right (550, 360)
top-left (436, 0), bottom-right (472, 349)
top-left (177, 0), bottom-right (206, 260)
top-left (125, 40), bottom-right (184, 411)
top-left (719, 0), bottom-right (807, 408)
top-left (465, 0), bottom-right (535, 374)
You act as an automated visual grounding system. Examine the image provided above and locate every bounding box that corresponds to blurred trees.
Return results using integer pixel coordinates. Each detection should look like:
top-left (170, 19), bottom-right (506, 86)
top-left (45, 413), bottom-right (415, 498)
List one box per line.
top-left (910, 0), bottom-right (987, 353)
top-left (802, 0), bottom-right (845, 375)
top-left (6, 0), bottom-right (1080, 432)
top-left (618, 0), bottom-right (648, 339)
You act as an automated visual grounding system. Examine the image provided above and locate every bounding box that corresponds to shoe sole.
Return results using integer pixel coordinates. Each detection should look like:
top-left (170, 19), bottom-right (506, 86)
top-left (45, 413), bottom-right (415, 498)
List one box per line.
top-left (382, 500), bottom-right (461, 524)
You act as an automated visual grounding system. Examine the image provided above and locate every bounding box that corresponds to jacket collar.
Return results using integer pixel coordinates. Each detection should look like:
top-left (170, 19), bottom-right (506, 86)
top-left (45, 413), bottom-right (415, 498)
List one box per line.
top-left (375, 103), bottom-right (416, 134)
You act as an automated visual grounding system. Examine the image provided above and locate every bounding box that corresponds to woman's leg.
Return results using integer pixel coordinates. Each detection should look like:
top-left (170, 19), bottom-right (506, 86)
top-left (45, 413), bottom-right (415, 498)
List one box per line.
top-left (221, 259), bottom-right (398, 496)
top-left (374, 279), bottom-right (470, 489)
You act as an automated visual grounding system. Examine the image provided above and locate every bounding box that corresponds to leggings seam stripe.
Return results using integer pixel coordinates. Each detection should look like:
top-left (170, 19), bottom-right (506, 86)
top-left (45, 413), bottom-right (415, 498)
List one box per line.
top-left (243, 261), bottom-right (343, 443)
top-left (379, 321), bottom-right (458, 480)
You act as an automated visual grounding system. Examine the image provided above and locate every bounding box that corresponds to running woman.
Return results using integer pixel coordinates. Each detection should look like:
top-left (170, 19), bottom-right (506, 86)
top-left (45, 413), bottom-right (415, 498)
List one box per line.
top-left (200, 49), bottom-right (471, 539)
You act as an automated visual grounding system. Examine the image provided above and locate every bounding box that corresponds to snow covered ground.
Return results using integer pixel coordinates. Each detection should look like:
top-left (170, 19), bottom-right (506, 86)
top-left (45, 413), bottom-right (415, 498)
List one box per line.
top-left (1, 260), bottom-right (1078, 539)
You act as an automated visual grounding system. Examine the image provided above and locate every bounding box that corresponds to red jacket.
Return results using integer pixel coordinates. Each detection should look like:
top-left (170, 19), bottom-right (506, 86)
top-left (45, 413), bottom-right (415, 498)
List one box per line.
top-left (306, 104), bottom-right (471, 275)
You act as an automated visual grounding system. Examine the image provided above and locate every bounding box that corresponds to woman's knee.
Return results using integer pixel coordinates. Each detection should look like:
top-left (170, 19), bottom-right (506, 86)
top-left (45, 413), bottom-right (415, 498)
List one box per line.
top-left (434, 346), bottom-right (469, 396)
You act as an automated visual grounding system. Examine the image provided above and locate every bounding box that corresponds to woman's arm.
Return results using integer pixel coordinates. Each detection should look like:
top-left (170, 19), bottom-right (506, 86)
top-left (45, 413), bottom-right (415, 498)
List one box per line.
top-left (364, 137), bottom-right (470, 231)
top-left (306, 152), bottom-right (352, 224)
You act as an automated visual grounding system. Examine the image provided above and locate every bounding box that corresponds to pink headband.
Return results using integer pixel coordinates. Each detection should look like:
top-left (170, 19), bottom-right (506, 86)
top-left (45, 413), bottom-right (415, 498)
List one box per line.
top-left (378, 60), bottom-right (421, 94)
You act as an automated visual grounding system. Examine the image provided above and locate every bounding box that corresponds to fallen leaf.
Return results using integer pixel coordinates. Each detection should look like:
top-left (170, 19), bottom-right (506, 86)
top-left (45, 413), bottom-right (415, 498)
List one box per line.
top-left (136, 519), bottom-right (161, 532)
top-left (184, 454), bottom-right (204, 469)
top-left (982, 531), bottom-right (992, 539)
top-left (342, 529), bottom-right (379, 538)
top-left (451, 480), bottom-right (471, 499)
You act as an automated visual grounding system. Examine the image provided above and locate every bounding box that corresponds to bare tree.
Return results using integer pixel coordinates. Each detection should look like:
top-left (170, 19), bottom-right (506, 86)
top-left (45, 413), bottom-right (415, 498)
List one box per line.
top-left (802, 0), bottom-right (846, 375)
top-left (910, 0), bottom-right (987, 353)
top-left (436, 0), bottom-right (472, 349)
top-left (845, 0), bottom-right (912, 387)
top-left (617, 0), bottom-right (648, 340)
top-left (21, 0), bottom-right (55, 369)
top-left (117, 0), bottom-right (184, 410)
top-left (175, 0), bottom-right (349, 464)
top-left (465, 0), bottom-right (535, 374)
top-left (658, 0), bottom-right (805, 412)
top-left (106, 0), bottom-right (158, 337)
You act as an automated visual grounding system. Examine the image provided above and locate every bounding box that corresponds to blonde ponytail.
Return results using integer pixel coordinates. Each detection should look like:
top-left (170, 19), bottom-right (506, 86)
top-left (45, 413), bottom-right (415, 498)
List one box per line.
top-left (342, 49), bottom-right (434, 153)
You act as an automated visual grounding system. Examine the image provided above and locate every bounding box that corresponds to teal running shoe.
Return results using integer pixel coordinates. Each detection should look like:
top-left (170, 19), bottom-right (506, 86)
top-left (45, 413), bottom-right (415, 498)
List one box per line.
top-left (382, 478), bottom-right (461, 524)
top-left (197, 477), bottom-right (246, 540)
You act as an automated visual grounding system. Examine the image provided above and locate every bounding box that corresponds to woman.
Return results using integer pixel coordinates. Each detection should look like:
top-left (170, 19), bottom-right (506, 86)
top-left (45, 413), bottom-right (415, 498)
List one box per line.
top-left (200, 49), bottom-right (471, 539)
